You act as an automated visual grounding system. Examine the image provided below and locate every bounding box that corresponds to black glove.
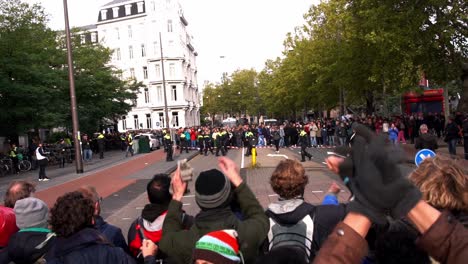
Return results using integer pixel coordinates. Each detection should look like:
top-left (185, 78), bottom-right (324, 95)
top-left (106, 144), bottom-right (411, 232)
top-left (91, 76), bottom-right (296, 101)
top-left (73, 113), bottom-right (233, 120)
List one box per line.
top-left (348, 124), bottom-right (421, 220)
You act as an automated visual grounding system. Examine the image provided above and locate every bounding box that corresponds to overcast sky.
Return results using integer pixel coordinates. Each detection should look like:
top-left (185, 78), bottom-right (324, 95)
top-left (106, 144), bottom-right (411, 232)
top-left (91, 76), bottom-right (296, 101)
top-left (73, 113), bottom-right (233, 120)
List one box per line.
top-left (25, 0), bottom-right (317, 86)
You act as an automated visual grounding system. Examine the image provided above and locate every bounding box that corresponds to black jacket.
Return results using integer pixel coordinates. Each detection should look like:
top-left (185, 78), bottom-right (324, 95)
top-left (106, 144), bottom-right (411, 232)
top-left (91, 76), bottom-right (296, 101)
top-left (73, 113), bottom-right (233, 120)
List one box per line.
top-left (6, 228), bottom-right (56, 264)
top-left (47, 228), bottom-right (135, 264)
top-left (415, 133), bottom-right (438, 151)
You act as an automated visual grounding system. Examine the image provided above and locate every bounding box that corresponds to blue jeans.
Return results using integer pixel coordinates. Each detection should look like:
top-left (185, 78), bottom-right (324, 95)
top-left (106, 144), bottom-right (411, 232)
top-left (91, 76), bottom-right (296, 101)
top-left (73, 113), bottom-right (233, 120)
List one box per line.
top-left (191, 140), bottom-right (196, 148)
top-left (279, 137), bottom-right (284, 147)
top-left (328, 135), bottom-right (335, 146)
top-left (339, 137), bottom-right (346, 146)
top-left (83, 149), bottom-right (92, 161)
top-left (448, 139), bottom-right (457, 156)
top-left (310, 137), bottom-right (317, 147)
top-left (258, 135), bottom-right (265, 146)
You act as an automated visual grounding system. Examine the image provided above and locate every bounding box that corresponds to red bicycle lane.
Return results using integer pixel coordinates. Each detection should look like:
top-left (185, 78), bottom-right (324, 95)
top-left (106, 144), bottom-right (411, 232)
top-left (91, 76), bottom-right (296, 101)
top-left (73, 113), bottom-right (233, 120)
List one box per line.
top-left (35, 150), bottom-right (166, 207)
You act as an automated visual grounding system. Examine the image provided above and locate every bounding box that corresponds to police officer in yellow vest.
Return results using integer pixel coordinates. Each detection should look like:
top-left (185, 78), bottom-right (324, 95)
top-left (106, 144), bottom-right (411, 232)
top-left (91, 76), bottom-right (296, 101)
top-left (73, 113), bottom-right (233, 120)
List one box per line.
top-left (97, 133), bottom-right (105, 159)
top-left (164, 131), bottom-right (174, 161)
top-left (244, 130), bottom-right (254, 157)
top-left (9, 143), bottom-right (19, 174)
top-left (125, 132), bottom-right (134, 157)
top-left (179, 131), bottom-right (189, 154)
top-left (299, 128), bottom-right (312, 162)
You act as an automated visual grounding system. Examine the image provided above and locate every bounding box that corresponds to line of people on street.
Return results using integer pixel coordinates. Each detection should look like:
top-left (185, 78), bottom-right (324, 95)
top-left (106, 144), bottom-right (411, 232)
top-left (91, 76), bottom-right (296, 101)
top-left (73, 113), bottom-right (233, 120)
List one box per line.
top-left (1, 123), bottom-right (468, 263)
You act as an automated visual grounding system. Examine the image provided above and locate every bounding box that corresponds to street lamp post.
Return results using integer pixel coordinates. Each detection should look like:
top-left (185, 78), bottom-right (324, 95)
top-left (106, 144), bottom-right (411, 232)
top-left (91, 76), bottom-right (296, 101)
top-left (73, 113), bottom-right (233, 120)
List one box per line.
top-left (63, 0), bottom-right (83, 173)
top-left (159, 32), bottom-right (170, 130)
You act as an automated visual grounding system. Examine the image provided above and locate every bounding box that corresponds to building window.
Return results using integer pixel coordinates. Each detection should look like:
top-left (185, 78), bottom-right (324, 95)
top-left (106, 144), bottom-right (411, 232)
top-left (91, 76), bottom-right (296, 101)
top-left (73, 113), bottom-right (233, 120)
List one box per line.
top-left (130, 68), bottom-right (135, 78)
top-left (122, 116), bottom-right (127, 130)
top-left (128, 25), bottom-right (132, 38)
top-left (141, 44), bottom-right (146, 57)
top-left (112, 7), bottom-right (119, 18)
top-left (143, 66), bottom-right (148, 79)
top-left (101, 10), bottom-right (107, 20)
top-left (172, 112), bottom-right (179, 127)
top-left (101, 29), bottom-right (106, 41)
top-left (129, 45), bottom-right (133, 59)
top-left (144, 88), bottom-right (150, 103)
top-left (159, 113), bottom-right (165, 127)
top-left (155, 64), bottom-right (161, 78)
top-left (91, 32), bottom-right (97, 42)
top-left (167, 20), bottom-right (173, 32)
top-left (115, 48), bottom-right (121, 60)
top-left (137, 2), bottom-right (144, 13)
top-left (169, 63), bottom-right (175, 78)
top-left (156, 85), bottom-right (162, 102)
top-left (115, 27), bottom-right (120, 40)
top-left (80, 35), bottom-right (85, 44)
top-left (125, 4), bottom-right (132, 15)
top-left (171, 85), bottom-right (177, 101)
top-left (134, 115), bottom-right (139, 129)
top-left (146, 114), bottom-right (152, 128)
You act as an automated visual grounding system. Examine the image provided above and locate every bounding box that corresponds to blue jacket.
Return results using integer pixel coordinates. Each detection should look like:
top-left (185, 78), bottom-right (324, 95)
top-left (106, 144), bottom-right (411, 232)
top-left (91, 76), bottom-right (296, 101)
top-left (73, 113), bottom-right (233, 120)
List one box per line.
top-left (47, 228), bottom-right (135, 264)
top-left (95, 215), bottom-right (128, 253)
top-left (388, 128), bottom-right (399, 140)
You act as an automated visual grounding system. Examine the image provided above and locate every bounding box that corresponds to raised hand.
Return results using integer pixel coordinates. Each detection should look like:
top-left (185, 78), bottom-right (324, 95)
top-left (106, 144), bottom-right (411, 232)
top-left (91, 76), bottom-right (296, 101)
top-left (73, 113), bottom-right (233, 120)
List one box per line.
top-left (218, 157), bottom-right (243, 187)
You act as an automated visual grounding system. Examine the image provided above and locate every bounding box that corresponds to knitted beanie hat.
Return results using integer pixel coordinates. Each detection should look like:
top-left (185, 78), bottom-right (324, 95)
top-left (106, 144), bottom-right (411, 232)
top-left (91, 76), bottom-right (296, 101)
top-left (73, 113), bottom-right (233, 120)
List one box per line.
top-left (193, 230), bottom-right (241, 264)
top-left (14, 197), bottom-right (49, 229)
top-left (195, 169), bottom-right (231, 209)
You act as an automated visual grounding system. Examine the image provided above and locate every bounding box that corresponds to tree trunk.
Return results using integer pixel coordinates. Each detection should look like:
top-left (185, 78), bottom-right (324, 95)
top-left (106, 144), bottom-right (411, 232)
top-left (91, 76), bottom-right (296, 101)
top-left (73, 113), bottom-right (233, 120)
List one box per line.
top-left (457, 63), bottom-right (468, 113)
top-left (366, 90), bottom-right (374, 115)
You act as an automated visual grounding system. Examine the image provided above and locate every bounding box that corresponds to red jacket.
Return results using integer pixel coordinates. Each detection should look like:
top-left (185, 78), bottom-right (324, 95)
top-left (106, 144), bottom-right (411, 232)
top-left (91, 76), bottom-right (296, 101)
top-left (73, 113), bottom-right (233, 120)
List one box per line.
top-left (0, 206), bottom-right (19, 247)
top-left (190, 129), bottom-right (197, 141)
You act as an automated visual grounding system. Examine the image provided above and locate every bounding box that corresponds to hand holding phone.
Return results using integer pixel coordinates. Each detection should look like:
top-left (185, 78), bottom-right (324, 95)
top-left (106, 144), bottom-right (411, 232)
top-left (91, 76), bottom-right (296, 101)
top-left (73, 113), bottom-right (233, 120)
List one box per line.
top-left (178, 159), bottom-right (193, 182)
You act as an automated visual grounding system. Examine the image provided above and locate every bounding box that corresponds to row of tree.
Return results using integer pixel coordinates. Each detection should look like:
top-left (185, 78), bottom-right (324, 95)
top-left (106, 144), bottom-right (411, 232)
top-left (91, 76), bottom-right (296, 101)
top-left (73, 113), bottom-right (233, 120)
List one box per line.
top-left (202, 0), bottom-right (467, 121)
top-left (0, 0), bottom-right (142, 137)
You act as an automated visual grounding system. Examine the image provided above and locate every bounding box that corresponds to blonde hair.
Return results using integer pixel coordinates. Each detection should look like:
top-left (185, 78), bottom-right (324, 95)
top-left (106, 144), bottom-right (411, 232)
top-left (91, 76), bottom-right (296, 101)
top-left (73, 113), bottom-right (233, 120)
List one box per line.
top-left (270, 159), bottom-right (308, 199)
top-left (409, 156), bottom-right (468, 211)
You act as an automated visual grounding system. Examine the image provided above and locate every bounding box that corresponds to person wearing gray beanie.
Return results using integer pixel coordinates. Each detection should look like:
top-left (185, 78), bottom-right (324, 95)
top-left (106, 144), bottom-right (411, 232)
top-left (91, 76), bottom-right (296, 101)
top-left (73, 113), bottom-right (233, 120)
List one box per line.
top-left (6, 197), bottom-right (55, 264)
top-left (14, 197), bottom-right (48, 229)
top-left (195, 169), bottom-right (232, 209)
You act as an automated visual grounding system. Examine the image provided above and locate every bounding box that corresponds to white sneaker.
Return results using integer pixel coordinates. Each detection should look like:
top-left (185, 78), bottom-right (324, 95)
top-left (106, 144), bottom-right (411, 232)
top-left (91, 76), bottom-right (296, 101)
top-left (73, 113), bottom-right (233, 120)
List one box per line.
top-left (38, 178), bottom-right (43, 181)
top-left (42, 178), bottom-right (50, 181)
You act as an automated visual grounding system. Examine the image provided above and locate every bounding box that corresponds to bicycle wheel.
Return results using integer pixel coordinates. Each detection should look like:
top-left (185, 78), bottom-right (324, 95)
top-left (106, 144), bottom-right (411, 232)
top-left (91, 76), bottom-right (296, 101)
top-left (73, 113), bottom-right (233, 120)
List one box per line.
top-left (19, 160), bottom-right (32, 171)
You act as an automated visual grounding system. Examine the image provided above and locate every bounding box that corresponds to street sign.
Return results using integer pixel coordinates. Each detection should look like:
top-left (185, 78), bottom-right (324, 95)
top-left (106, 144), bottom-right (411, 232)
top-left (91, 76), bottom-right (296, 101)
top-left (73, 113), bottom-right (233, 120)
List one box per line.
top-left (415, 149), bottom-right (436, 167)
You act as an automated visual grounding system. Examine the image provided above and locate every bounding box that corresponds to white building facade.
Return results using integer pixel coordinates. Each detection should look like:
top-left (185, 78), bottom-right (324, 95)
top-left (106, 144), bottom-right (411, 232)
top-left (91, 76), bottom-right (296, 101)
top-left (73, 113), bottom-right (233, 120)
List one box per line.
top-left (87, 0), bottom-right (200, 131)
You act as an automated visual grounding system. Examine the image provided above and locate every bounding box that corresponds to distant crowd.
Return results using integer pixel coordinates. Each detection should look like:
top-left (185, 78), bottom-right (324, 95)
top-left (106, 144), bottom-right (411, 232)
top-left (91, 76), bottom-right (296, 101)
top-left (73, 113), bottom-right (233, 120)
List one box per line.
top-left (1, 123), bottom-right (468, 264)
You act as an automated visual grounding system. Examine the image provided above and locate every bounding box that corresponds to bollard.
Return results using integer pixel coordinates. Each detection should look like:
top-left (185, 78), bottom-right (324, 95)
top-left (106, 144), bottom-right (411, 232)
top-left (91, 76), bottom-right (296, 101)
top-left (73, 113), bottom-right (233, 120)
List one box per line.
top-left (252, 147), bottom-right (256, 166)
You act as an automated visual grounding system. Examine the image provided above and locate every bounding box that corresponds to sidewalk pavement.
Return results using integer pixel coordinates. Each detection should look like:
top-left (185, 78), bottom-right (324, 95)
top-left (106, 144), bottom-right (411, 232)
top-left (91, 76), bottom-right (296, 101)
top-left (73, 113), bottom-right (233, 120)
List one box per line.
top-left (400, 141), bottom-right (467, 167)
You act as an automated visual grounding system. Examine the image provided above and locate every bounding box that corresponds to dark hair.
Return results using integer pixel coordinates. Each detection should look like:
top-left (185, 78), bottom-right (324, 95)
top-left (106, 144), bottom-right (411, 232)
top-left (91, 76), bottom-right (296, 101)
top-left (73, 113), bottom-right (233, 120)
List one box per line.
top-left (4, 181), bottom-right (36, 208)
top-left (50, 191), bottom-right (94, 238)
top-left (147, 174), bottom-right (171, 204)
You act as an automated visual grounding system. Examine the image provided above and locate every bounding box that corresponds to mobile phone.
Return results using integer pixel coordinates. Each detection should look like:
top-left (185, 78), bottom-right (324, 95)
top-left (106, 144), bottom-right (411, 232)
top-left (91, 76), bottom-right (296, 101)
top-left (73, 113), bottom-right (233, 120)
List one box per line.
top-left (178, 159), bottom-right (193, 182)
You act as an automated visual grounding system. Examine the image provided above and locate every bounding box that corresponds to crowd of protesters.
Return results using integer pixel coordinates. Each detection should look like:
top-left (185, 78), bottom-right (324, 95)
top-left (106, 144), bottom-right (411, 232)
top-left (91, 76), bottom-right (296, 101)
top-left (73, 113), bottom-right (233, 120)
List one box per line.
top-left (1, 122), bottom-right (468, 263)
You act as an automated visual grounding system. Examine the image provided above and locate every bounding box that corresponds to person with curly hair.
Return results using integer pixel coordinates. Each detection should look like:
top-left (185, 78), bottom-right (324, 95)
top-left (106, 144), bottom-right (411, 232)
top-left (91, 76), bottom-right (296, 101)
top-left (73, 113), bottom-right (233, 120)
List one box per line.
top-left (259, 159), bottom-right (346, 263)
top-left (409, 155), bottom-right (468, 226)
top-left (47, 191), bottom-right (156, 264)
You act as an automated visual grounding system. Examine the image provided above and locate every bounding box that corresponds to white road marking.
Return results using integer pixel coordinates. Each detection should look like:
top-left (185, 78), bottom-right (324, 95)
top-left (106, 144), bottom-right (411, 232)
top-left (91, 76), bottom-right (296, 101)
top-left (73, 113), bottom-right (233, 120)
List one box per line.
top-left (122, 217), bottom-right (132, 220)
top-left (267, 154), bottom-right (289, 159)
top-left (135, 207), bottom-right (144, 210)
top-left (183, 195), bottom-right (195, 198)
top-left (312, 190), bottom-right (323, 193)
top-left (183, 203), bottom-right (191, 206)
top-left (268, 194), bottom-right (278, 197)
top-left (241, 147), bottom-right (245, 168)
